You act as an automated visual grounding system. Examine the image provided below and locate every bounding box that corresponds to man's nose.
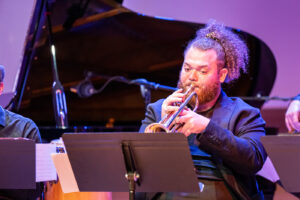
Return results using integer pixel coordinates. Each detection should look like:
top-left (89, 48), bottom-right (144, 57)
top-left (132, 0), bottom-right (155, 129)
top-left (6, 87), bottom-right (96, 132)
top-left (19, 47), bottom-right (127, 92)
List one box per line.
top-left (188, 70), bottom-right (198, 81)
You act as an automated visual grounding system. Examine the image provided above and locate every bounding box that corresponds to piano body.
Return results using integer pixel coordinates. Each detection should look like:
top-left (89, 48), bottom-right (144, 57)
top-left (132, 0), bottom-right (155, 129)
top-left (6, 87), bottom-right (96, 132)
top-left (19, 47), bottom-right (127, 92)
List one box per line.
top-left (2, 0), bottom-right (300, 136)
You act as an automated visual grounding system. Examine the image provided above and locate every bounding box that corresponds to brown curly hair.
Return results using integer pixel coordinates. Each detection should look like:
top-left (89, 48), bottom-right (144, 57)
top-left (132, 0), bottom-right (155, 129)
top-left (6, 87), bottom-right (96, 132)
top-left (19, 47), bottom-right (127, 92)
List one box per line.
top-left (184, 20), bottom-right (249, 83)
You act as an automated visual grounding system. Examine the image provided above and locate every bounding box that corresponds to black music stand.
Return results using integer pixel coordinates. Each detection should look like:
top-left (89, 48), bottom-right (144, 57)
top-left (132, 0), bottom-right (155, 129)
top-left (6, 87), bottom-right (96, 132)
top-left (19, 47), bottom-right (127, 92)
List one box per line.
top-left (261, 135), bottom-right (300, 193)
top-left (62, 132), bottom-right (199, 200)
top-left (0, 138), bottom-right (35, 189)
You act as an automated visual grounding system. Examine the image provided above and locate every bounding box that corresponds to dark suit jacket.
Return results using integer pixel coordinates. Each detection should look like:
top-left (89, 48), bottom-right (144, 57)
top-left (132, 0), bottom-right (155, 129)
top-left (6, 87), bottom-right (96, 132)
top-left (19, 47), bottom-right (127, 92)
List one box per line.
top-left (139, 90), bottom-right (267, 199)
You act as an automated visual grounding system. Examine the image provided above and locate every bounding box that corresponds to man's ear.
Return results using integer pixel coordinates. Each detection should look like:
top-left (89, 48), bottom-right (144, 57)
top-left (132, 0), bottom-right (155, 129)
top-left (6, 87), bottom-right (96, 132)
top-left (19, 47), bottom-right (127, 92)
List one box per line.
top-left (219, 68), bottom-right (228, 83)
top-left (0, 82), bottom-right (3, 95)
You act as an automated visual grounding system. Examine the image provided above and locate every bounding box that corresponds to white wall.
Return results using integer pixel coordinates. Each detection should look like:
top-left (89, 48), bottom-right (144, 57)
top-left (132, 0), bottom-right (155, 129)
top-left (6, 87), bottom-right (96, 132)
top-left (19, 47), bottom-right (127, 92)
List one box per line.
top-left (0, 0), bottom-right (36, 106)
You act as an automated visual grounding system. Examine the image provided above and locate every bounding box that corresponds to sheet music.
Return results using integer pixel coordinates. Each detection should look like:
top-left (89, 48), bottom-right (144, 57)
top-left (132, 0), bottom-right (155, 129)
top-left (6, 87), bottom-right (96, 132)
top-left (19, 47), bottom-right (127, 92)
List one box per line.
top-left (36, 143), bottom-right (57, 182)
top-left (51, 153), bottom-right (79, 193)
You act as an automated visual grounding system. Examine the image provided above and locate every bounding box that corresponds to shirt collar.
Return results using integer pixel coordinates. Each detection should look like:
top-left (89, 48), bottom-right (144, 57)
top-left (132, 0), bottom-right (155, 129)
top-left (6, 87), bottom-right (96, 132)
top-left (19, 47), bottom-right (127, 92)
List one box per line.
top-left (0, 106), bottom-right (6, 127)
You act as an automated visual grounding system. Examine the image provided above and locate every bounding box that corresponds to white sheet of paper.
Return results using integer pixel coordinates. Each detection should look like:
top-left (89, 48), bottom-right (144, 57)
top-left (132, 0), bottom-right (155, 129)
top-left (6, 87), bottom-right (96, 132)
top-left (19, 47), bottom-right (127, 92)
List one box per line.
top-left (51, 153), bottom-right (79, 193)
top-left (36, 143), bottom-right (57, 182)
top-left (256, 156), bottom-right (280, 182)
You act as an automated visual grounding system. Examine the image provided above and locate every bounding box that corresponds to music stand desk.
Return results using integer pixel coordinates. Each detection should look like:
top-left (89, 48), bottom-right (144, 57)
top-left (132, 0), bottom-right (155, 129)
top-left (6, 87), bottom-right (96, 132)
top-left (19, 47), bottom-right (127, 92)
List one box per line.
top-left (261, 134), bottom-right (300, 193)
top-left (62, 132), bottom-right (199, 194)
top-left (0, 138), bottom-right (35, 189)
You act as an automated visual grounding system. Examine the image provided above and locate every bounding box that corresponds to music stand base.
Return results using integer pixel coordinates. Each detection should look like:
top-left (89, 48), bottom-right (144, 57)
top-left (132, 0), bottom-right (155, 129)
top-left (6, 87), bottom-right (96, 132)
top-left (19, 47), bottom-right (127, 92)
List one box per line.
top-left (126, 172), bottom-right (140, 200)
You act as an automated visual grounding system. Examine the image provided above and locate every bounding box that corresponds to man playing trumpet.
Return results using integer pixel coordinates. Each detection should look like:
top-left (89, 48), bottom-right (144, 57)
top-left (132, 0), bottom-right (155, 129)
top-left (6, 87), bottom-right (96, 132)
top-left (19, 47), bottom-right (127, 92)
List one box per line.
top-left (139, 20), bottom-right (267, 200)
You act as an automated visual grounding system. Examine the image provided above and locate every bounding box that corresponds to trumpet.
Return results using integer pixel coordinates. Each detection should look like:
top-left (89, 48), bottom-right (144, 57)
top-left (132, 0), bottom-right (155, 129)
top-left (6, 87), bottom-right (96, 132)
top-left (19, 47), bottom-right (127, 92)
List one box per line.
top-left (144, 85), bottom-right (198, 133)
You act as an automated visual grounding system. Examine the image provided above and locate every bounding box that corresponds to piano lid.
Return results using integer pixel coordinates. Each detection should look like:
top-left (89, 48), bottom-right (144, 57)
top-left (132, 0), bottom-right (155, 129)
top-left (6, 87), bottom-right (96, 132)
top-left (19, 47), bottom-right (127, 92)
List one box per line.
top-left (13, 0), bottom-right (276, 126)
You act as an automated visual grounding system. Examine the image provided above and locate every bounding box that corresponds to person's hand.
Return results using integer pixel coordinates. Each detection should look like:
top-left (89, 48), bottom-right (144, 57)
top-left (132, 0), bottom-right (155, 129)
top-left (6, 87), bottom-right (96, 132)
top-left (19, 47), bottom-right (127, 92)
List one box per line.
top-left (285, 99), bottom-right (300, 133)
top-left (175, 109), bottom-right (210, 137)
top-left (161, 89), bottom-right (185, 119)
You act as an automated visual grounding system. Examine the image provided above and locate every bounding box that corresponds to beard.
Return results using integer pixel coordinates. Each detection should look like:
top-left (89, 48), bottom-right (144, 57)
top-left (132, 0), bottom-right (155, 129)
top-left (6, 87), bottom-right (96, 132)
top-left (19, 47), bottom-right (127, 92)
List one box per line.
top-left (177, 79), bottom-right (220, 107)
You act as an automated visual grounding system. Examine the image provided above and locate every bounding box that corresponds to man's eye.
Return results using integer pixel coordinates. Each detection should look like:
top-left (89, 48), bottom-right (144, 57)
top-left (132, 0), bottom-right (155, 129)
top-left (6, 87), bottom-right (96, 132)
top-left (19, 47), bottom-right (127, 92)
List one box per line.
top-left (184, 67), bottom-right (191, 72)
top-left (200, 70), bottom-right (207, 74)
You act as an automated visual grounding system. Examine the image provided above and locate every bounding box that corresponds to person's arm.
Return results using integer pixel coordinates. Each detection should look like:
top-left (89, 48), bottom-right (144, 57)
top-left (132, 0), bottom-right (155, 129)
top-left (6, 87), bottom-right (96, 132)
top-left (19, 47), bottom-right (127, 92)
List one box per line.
top-left (139, 99), bottom-right (164, 132)
top-left (24, 119), bottom-right (42, 143)
top-left (285, 94), bottom-right (300, 133)
top-left (196, 107), bottom-right (267, 175)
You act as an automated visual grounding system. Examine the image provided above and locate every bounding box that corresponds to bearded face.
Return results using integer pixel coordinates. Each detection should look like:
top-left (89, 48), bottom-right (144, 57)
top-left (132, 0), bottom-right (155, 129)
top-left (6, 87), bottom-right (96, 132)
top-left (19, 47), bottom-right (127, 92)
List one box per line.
top-left (178, 48), bottom-right (227, 110)
top-left (177, 78), bottom-right (220, 106)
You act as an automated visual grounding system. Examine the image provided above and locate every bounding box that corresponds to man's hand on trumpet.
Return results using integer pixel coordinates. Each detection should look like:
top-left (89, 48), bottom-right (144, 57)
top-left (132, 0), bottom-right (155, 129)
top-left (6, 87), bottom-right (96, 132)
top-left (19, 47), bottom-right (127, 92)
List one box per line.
top-left (161, 88), bottom-right (210, 137)
top-left (175, 109), bottom-right (210, 137)
top-left (161, 89), bottom-right (185, 119)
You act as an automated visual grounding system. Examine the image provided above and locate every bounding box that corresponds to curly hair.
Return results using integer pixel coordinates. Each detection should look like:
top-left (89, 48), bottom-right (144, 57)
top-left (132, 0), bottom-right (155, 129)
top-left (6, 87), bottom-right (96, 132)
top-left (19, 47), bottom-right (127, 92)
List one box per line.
top-left (184, 20), bottom-right (249, 83)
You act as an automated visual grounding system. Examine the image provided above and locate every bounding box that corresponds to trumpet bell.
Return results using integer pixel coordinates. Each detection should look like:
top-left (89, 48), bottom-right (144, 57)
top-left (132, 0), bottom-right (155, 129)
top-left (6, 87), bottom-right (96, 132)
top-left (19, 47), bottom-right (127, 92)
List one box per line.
top-left (144, 123), bottom-right (170, 133)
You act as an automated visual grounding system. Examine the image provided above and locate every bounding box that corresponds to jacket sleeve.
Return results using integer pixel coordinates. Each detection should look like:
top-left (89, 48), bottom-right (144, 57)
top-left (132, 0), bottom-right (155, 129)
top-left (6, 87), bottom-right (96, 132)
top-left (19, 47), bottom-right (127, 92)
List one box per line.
top-left (197, 105), bottom-right (267, 175)
top-left (139, 99), bottom-right (164, 133)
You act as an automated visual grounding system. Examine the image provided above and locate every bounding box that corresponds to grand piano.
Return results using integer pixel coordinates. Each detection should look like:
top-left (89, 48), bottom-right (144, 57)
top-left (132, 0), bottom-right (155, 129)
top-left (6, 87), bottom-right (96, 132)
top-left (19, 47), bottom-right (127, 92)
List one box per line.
top-left (7, 0), bottom-right (277, 141)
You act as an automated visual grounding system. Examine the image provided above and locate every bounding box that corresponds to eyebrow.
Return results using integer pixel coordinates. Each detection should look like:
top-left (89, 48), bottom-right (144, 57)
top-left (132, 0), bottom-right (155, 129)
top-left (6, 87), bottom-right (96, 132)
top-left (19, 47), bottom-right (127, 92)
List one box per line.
top-left (184, 62), bottom-right (209, 69)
